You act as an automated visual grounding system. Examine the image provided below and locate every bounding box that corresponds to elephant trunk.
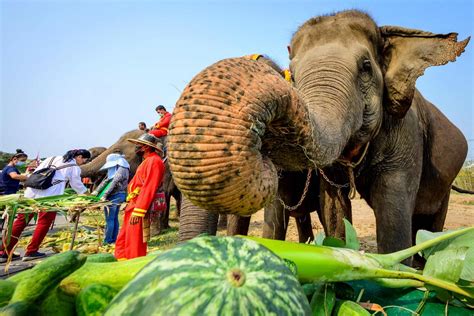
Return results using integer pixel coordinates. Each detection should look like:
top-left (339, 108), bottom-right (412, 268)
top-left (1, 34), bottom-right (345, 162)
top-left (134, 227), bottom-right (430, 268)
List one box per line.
top-left (80, 150), bottom-right (109, 177)
top-left (81, 129), bottom-right (144, 178)
top-left (293, 54), bottom-right (362, 166)
top-left (168, 57), bottom-right (317, 215)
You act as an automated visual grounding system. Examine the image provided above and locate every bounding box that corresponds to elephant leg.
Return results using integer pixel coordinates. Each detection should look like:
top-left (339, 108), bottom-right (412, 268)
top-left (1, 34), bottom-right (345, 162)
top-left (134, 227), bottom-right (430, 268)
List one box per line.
top-left (173, 190), bottom-right (182, 218)
top-left (150, 211), bottom-right (165, 236)
top-left (218, 214), bottom-right (228, 229)
top-left (412, 191), bottom-right (450, 244)
top-left (209, 212), bottom-right (219, 236)
top-left (296, 213), bottom-right (314, 243)
top-left (226, 215), bottom-right (251, 236)
top-left (319, 173), bottom-right (352, 240)
top-left (161, 193), bottom-right (171, 229)
top-left (178, 195), bottom-right (218, 242)
top-left (369, 172), bottom-right (416, 257)
top-left (262, 201), bottom-right (290, 240)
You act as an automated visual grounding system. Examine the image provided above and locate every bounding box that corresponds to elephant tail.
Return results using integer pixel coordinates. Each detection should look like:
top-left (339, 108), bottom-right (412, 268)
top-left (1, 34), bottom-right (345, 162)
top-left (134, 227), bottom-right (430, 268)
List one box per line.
top-left (452, 184), bottom-right (474, 194)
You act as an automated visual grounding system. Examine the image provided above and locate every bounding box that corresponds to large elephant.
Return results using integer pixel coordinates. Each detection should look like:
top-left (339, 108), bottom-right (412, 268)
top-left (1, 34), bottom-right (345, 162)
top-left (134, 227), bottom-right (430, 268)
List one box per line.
top-left (81, 129), bottom-right (182, 233)
top-left (168, 10), bottom-right (469, 255)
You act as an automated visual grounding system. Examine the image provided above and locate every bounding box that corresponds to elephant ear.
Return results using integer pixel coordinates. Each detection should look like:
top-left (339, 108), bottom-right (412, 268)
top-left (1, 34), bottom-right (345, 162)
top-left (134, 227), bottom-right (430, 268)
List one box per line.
top-left (380, 26), bottom-right (470, 118)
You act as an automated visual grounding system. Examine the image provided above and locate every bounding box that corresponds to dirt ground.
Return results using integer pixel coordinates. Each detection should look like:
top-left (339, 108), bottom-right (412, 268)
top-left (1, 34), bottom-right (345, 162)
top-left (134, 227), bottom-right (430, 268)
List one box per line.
top-left (245, 192), bottom-right (474, 253)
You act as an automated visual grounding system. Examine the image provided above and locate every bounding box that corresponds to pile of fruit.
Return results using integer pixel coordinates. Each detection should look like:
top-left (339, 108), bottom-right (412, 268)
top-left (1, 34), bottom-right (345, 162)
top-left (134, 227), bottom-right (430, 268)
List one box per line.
top-left (0, 224), bottom-right (473, 315)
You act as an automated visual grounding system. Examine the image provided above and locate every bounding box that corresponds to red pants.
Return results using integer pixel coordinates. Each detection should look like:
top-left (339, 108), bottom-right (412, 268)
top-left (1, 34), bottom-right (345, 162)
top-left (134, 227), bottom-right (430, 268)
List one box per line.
top-left (1, 211), bottom-right (56, 255)
top-left (149, 129), bottom-right (167, 138)
top-left (114, 208), bottom-right (147, 260)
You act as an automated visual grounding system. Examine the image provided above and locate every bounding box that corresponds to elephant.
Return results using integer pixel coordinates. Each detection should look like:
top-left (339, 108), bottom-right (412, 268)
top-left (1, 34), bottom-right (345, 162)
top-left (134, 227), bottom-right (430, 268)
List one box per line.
top-left (88, 147), bottom-right (107, 161)
top-left (175, 55), bottom-right (321, 243)
top-left (81, 129), bottom-right (182, 234)
top-left (167, 10), bottom-right (469, 257)
top-left (81, 130), bottom-right (144, 178)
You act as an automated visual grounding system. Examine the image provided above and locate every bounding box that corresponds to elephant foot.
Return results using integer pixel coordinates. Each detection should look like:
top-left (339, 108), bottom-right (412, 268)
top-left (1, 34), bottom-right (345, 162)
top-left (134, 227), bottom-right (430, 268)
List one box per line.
top-left (150, 212), bottom-right (166, 237)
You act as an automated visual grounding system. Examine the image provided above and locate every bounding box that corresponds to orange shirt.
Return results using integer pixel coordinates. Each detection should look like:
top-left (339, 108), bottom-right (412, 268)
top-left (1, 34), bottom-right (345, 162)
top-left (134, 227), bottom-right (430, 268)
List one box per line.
top-left (154, 112), bottom-right (172, 130)
top-left (126, 152), bottom-right (165, 217)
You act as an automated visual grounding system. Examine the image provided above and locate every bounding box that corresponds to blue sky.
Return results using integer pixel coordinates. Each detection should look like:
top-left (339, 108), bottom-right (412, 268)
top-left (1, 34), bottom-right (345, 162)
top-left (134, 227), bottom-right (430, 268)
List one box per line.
top-left (1, 0), bottom-right (473, 159)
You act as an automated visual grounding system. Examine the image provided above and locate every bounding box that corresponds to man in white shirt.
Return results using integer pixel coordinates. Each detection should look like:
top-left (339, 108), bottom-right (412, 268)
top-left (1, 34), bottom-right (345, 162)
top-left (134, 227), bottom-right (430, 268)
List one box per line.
top-left (0, 149), bottom-right (91, 262)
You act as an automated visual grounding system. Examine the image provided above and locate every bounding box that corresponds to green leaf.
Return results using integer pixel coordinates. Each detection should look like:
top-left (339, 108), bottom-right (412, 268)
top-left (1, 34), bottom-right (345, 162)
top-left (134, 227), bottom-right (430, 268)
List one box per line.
top-left (416, 229), bottom-right (473, 258)
top-left (310, 283), bottom-right (336, 316)
top-left (423, 247), bottom-right (468, 284)
top-left (461, 249), bottom-right (474, 283)
top-left (343, 218), bottom-right (360, 250)
top-left (314, 232), bottom-right (326, 246)
top-left (416, 228), bottom-right (474, 282)
top-left (322, 237), bottom-right (345, 248)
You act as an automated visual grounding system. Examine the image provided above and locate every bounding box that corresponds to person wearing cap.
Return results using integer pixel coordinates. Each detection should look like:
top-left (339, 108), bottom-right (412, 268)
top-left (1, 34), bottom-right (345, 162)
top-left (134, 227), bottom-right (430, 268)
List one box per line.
top-left (114, 134), bottom-right (165, 259)
top-left (149, 105), bottom-right (172, 138)
top-left (92, 153), bottom-right (130, 244)
top-left (0, 149), bottom-right (91, 263)
top-left (0, 150), bottom-right (28, 195)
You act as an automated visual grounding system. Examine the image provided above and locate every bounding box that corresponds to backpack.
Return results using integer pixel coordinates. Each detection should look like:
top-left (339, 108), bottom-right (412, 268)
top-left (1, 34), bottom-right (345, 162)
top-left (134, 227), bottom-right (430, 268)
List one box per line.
top-left (24, 157), bottom-right (75, 190)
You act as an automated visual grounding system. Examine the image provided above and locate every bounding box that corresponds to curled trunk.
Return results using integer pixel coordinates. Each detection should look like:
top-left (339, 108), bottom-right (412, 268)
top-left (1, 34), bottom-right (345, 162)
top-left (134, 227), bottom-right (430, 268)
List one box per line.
top-left (168, 57), bottom-right (317, 215)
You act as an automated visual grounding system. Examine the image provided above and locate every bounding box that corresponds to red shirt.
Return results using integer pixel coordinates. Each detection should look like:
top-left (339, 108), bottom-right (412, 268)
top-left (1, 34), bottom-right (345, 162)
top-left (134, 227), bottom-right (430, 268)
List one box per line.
top-left (126, 152), bottom-right (165, 217)
top-left (154, 112), bottom-right (172, 131)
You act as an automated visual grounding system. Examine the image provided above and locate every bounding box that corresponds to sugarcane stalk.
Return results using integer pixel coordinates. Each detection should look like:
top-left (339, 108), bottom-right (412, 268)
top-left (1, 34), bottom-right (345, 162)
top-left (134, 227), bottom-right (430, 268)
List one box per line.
top-left (368, 268), bottom-right (473, 298)
top-left (70, 211), bottom-right (81, 251)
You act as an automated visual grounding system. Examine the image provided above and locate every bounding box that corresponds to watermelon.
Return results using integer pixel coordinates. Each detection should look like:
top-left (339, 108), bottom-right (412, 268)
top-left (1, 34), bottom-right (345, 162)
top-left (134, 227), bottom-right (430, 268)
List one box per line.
top-left (76, 284), bottom-right (118, 316)
top-left (105, 236), bottom-right (311, 315)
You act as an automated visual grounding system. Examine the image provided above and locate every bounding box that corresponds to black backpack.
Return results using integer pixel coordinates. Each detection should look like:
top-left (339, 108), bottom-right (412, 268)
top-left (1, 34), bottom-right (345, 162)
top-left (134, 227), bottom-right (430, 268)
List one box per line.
top-left (24, 157), bottom-right (75, 190)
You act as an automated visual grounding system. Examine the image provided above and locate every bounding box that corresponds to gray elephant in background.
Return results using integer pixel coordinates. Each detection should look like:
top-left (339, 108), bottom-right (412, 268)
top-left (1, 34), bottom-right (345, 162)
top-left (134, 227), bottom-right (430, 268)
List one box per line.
top-left (81, 129), bottom-right (182, 234)
top-left (168, 10), bottom-right (469, 258)
top-left (81, 130), bottom-right (144, 178)
top-left (88, 147), bottom-right (107, 161)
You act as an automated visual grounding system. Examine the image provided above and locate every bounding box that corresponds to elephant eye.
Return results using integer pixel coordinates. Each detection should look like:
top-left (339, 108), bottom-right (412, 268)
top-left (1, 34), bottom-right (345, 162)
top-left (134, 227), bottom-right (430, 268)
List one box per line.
top-left (362, 59), bottom-right (372, 72)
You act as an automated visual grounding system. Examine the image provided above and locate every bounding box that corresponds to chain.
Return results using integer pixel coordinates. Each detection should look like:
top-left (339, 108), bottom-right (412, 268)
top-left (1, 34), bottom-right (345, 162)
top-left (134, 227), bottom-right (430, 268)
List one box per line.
top-left (318, 142), bottom-right (370, 199)
top-left (318, 167), bottom-right (350, 188)
top-left (278, 169), bottom-right (312, 211)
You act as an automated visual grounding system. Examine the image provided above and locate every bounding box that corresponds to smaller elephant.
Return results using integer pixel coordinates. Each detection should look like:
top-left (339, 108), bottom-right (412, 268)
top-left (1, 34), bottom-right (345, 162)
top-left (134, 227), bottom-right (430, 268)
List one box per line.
top-left (81, 129), bottom-right (182, 235)
top-left (88, 147), bottom-right (107, 161)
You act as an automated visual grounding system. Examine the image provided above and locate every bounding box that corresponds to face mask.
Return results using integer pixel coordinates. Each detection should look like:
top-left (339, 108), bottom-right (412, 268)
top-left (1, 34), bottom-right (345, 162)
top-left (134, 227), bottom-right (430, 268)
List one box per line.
top-left (135, 146), bottom-right (145, 157)
top-left (159, 113), bottom-right (164, 118)
top-left (16, 161), bottom-right (26, 166)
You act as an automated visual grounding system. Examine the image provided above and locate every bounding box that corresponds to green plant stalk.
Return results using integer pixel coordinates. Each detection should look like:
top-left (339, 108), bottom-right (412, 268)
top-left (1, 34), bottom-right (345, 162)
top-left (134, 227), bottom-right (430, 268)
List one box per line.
top-left (369, 268), bottom-right (472, 298)
top-left (367, 226), bottom-right (474, 266)
top-left (241, 236), bottom-right (474, 299)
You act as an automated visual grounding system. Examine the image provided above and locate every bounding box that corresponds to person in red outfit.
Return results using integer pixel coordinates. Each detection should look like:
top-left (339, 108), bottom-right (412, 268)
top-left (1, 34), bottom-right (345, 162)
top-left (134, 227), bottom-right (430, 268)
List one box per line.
top-left (114, 133), bottom-right (165, 260)
top-left (149, 105), bottom-right (172, 138)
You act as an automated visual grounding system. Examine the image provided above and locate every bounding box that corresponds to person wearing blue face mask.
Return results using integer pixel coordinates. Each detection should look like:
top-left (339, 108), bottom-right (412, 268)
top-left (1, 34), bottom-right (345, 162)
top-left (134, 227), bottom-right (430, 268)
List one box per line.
top-left (0, 150), bottom-right (29, 195)
top-left (92, 153), bottom-right (130, 244)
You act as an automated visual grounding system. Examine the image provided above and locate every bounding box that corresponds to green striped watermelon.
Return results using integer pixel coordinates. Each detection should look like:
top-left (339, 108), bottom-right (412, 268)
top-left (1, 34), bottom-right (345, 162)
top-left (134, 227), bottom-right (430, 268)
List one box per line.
top-left (105, 236), bottom-right (311, 315)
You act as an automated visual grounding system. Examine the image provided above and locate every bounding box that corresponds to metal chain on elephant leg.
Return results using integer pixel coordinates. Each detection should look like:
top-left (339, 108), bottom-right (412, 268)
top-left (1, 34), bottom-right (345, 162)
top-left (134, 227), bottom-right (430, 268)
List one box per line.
top-left (278, 169), bottom-right (313, 211)
top-left (318, 142), bottom-right (370, 200)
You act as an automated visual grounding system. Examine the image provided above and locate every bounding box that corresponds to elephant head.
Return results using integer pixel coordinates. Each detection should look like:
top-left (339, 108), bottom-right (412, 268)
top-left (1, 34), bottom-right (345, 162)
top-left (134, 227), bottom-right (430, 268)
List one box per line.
top-left (81, 129), bottom-right (145, 178)
top-left (88, 147), bottom-right (107, 161)
top-left (288, 11), bottom-right (468, 165)
top-left (168, 10), bottom-right (469, 216)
